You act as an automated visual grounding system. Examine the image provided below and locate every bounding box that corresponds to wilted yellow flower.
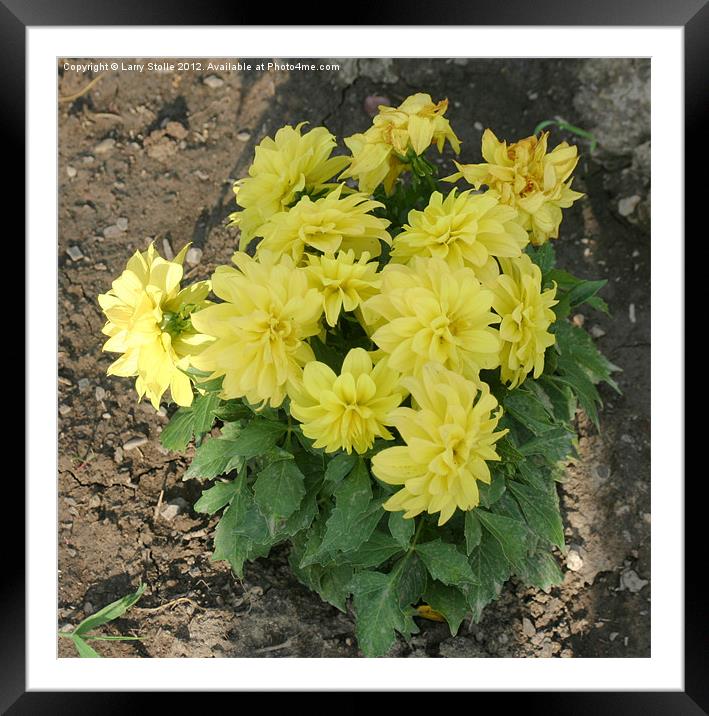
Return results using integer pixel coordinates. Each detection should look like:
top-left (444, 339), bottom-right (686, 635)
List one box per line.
top-left (341, 93), bottom-right (461, 194)
top-left (256, 184), bottom-right (391, 263)
top-left (490, 254), bottom-right (558, 388)
top-left (305, 249), bottom-right (381, 327)
top-left (371, 363), bottom-right (507, 525)
top-left (228, 123), bottom-right (350, 251)
top-left (289, 348), bottom-right (404, 454)
top-left (190, 252), bottom-right (323, 408)
top-left (390, 189), bottom-right (528, 270)
top-left (98, 244), bottom-right (211, 410)
top-left (362, 257), bottom-right (501, 380)
top-left (446, 129), bottom-right (584, 245)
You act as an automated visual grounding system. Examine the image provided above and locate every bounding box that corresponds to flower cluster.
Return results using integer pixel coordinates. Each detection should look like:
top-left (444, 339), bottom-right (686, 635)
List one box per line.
top-left (99, 94), bottom-right (580, 527)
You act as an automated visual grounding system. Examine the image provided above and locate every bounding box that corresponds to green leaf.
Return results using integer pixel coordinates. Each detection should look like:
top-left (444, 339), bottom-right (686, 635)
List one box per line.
top-left (416, 539), bottom-right (477, 587)
top-left (388, 511), bottom-right (414, 548)
top-left (253, 458), bottom-right (306, 519)
top-left (507, 479), bottom-right (565, 549)
top-left (466, 532), bottom-right (511, 621)
top-left (503, 389), bottom-right (556, 436)
top-left (397, 553), bottom-right (428, 608)
top-left (159, 408), bottom-right (195, 451)
top-left (341, 530), bottom-right (404, 569)
top-left (478, 473), bottom-right (507, 508)
top-left (71, 634), bottom-right (101, 658)
top-left (184, 423), bottom-right (245, 481)
top-left (518, 426), bottom-right (575, 463)
top-left (213, 399), bottom-right (252, 422)
top-left (74, 583), bottom-right (146, 637)
top-left (350, 570), bottom-right (416, 657)
top-left (228, 419), bottom-right (287, 458)
top-left (324, 452), bottom-right (357, 484)
top-left (192, 392), bottom-right (221, 435)
top-left (517, 550), bottom-right (564, 590)
top-left (423, 581), bottom-right (468, 636)
top-left (464, 510), bottom-right (482, 555)
top-left (194, 480), bottom-right (239, 515)
top-left (526, 242), bottom-right (556, 275)
top-left (567, 279), bottom-right (607, 310)
top-left (476, 510), bottom-right (529, 571)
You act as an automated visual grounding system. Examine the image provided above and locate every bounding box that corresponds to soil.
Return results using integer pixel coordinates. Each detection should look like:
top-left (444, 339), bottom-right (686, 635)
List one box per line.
top-left (57, 58), bottom-right (651, 658)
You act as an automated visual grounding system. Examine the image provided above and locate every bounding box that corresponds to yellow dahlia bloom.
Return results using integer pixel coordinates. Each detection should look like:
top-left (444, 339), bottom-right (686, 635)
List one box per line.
top-left (228, 123), bottom-right (350, 250)
top-left (362, 257), bottom-right (501, 380)
top-left (445, 129), bottom-right (584, 245)
top-left (98, 244), bottom-right (211, 410)
top-left (390, 189), bottom-right (528, 270)
top-left (190, 252), bottom-right (322, 408)
top-left (255, 184), bottom-right (391, 263)
top-left (305, 250), bottom-right (381, 327)
top-left (340, 93), bottom-right (461, 195)
top-left (490, 254), bottom-right (558, 388)
top-left (289, 348), bottom-right (404, 454)
top-left (371, 363), bottom-right (507, 525)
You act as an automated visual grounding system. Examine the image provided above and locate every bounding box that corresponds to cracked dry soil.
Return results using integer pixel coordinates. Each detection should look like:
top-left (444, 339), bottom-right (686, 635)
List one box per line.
top-left (58, 58), bottom-right (651, 658)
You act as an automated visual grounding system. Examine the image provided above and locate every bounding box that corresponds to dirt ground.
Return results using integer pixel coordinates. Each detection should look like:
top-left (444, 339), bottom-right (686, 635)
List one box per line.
top-left (57, 58), bottom-right (651, 658)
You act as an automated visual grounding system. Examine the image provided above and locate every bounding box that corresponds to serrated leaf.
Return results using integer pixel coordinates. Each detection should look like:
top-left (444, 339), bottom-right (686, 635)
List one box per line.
top-left (478, 472), bottom-right (506, 508)
top-left (567, 279), bottom-right (607, 309)
top-left (526, 242), bottom-right (556, 275)
top-left (350, 570), bottom-right (416, 657)
top-left (416, 539), bottom-right (477, 587)
top-left (213, 400), bottom-right (252, 422)
top-left (324, 452), bottom-right (357, 484)
top-left (397, 553), bottom-right (428, 608)
top-left (184, 423), bottom-right (245, 481)
top-left (74, 583), bottom-right (146, 637)
top-left (228, 419), bottom-right (287, 458)
top-left (192, 392), bottom-right (221, 435)
top-left (517, 550), bottom-right (564, 590)
top-left (464, 510), bottom-right (482, 555)
top-left (388, 511), bottom-right (414, 548)
top-left (341, 530), bottom-right (404, 569)
top-left (253, 458), bottom-right (305, 519)
top-left (504, 389), bottom-right (556, 436)
top-left (423, 581), bottom-right (468, 636)
top-left (315, 500), bottom-right (384, 563)
top-left (159, 408), bottom-right (195, 451)
top-left (476, 509), bottom-right (529, 571)
top-left (466, 532), bottom-right (511, 621)
top-left (194, 480), bottom-right (240, 515)
top-left (518, 425), bottom-right (575, 463)
top-left (507, 479), bottom-right (565, 549)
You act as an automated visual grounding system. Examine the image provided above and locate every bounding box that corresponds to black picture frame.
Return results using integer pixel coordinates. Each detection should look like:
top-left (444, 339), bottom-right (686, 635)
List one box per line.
top-left (7, 1), bottom-right (696, 709)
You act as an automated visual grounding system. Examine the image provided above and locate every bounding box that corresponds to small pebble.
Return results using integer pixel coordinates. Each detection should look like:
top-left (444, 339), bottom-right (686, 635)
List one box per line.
top-left (82, 155), bottom-right (95, 165)
top-left (619, 569), bottom-right (648, 593)
top-left (528, 91), bottom-right (539, 100)
top-left (610, 632), bottom-right (619, 642)
top-left (77, 378), bottom-right (90, 393)
top-left (185, 247), bottom-right (203, 266)
top-left (566, 549), bottom-right (583, 572)
top-left (95, 386), bottom-right (106, 401)
top-left (162, 237), bottom-right (175, 260)
top-left (116, 217), bottom-right (129, 231)
top-left (618, 195), bottom-right (641, 217)
top-left (590, 325), bottom-right (606, 339)
top-left (522, 618), bottom-right (536, 637)
top-left (572, 313), bottom-right (585, 327)
top-left (161, 504), bottom-right (181, 521)
top-left (103, 225), bottom-right (123, 240)
top-left (236, 131), bottom-right (251, 142)
top-left (66, 246), bottom-right (84, 262)
top-left (123, 435), bottom-right (148, 451)
top-left (94, 138), bottom-right (115, 155)
top-left (194, 170), bottom-right (209, 181)
top-left (628, 303), bottom-right (636, 323)
top-left (113, 447), bottom-right (124, 463)
top-left (165, 121), bottom-right (188, 140)
top-left (83, 602), bottom-right (94, 615)
top-left (203, 75), bottom-right (225, 88)
top-left (474, 121), bottom-right (484, 131)
top-left (102, 412), bottom-right (111, 419)
top-left (59, 404), bottom-right (72, 416)
top-left (88, 494), bottom-right (102, 509)
top-left (66, 166), bottom-right (77, 178)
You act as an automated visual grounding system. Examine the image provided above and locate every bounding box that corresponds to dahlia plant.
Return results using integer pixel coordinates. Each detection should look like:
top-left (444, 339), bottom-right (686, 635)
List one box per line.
top-left (98, 94), bottom-right (618, 657)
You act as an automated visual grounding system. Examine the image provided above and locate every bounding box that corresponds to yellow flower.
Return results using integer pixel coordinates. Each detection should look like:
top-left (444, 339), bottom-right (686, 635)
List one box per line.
top-left (256, 184), bottom-right (391, 263)
top-left (390, 189), bottom-right (528, 270)
top-left (98, 243), bottom-right (211, 410)
top-left (362, 257), bottom-right (501, 380)
top-left (305, 250), bottom-right (381, 328)
top-left (289, 348), bottom-right (404, 454)
top-left (228, 123), bottom-right (350, 251)
top-left (371, 363), bottom-right (507, 525)
top-left (340, 93), bottom-right (461, 195)
top-left (445, 129), bottom-right (584, 245)
top-left (190, 252), bottom-right (323, 408)
top-left (490, 254), bottom-right (558, 388)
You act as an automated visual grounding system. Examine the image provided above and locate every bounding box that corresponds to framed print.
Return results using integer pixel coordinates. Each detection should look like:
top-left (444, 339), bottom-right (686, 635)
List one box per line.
top-left (8, 2), bottom-right (696, 709)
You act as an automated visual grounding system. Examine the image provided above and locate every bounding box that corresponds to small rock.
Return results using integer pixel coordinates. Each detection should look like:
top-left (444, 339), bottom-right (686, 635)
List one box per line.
top-left (94, 262), bottom-right (107, 271)
top-left (528, 91), bottom-right (539, 100)
top-left (103, 225), bottom-right (123, 240)
top-left (194, 170), bottom-right (210, 181)
top-left (572, 313), bottom-right (585, 327)
top-left (185, 247), bottom-right (203, 266)
top-left (82, 155), bottom-right (95, 165)
top-left (83, 602), bottom-right (94, 615)
top-left (113, 447), bottom-right (124, 463)
top-left (168, 496), bottom-right (190, 514)
top-left (592, 464), bottom-right (610, 481)
top-left (628, 303), bottom-right (636, 323)
top-left (161, 504), bottom-right (181, 521)
top-left (474, 121), bottom-right (484, 131)
top-left (94, 138), bottom-right (115, 155)
top-left (590, 325), bottom-right (606, 339)
top-left (566, 549), bottom-right (583, 572)
top-left (102, 412), bottom-right (111, 419)
top-left (95, 386), bottom-right (106, 401)
top-left (610, 632), bottom-right (619, 642)
top-left (59, 623), bottom-right (74, 633)
top-left (619, 569), bottom-right (648, 593)
top-left (66, 166), bottom-right (77, 178)
top-left (203, 75), bottom-right (225, 88)
top-left (618, 195), bottom-right (641, 217)
top-left (59, 404), bottom-right (72, 416)
top-left (66, 246), bottom-right (84, 262)
top-left (88, 494), bottom-right (102, 509)
top-left (77, 378), bottom-right (90, 393)
top-left (162, 237), bottom-right (175, 260)
top-left (522, 618), bottom-right (536, 637)
top-left (123, 435), bottom-right (148, 451)
top-left (165, 121), bottom-right (188, 140)
top-left (363, 95), bottom-right (391, 117)
top-left (116, 217), bottom-right (129, 231)
top-left (236, 130), bottom-right (251, 142)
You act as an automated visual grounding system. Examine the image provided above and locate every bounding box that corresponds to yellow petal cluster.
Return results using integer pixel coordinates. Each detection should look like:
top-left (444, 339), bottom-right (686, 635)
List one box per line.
top-left (371, 363), bottom-right (507, 525)
top-left (390, 188), bottom-right (528, 270)
top-left (289, 348), bottom-right (404, 454)
top-left (98, 244), bottom-right (210, 409)
top-left (446, 129), bottom-right (584, 245)
top-left (305, 250), bottom-right (381, 327)
top-left (256, 184), bottom-right (391, 264)
top-left (229, 123), bottom-right (350, 251)
top-left (190, 252), bottom-right (322, 408)
top-left (490, 254), bottom-right (558, 388)
top-left (340, 93), bottom-right (461, 195)
top-left (362, 257), bottom-right (501, 380)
